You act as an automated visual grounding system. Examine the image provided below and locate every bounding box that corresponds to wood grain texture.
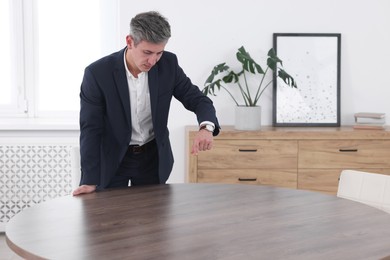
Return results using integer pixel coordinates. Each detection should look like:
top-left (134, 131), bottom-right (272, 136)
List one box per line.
top-left (299, 140), bottom-right (390, 168)
top-left (6, 184), bottom-right (390, 259)
top-left (198, 169), bottom-right (297, 188)
top-left (187, 125), bottom-right (390, 140)
top-left (298, 168), bottom-right (390, 194)
top-left (186, 126), bottom-right (390, 194)
top-left (197, 140), bottom-right (297, 169)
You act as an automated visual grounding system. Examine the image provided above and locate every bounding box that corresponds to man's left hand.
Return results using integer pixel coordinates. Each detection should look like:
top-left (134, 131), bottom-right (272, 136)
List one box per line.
top-left (191, 129), bottom-right (214, 155)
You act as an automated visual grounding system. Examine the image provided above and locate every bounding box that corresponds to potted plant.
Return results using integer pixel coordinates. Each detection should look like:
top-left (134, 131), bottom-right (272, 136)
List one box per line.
top-left (202, 46), bottom-right (297, 130)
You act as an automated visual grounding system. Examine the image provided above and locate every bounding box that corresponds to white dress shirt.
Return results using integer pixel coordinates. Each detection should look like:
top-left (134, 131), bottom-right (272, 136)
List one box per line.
top-left (124, 50), bottom-right (154, 146)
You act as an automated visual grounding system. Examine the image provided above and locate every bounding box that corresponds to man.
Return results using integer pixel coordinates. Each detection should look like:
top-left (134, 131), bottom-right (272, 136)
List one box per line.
top-left (72, 11), bottom-right (219, 195)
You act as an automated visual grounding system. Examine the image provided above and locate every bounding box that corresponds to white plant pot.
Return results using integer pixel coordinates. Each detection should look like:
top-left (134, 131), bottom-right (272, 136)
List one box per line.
top-left (235, 106), bottom-right (262, 131)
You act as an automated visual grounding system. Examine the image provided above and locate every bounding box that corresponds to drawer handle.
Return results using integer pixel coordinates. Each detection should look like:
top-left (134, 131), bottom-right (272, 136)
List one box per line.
top-left (339, 149), bottom-right (358, 152)
top-left (238, 149), bottom-right (258, 152)
top-left (238, 178), bottom-right (257, 182)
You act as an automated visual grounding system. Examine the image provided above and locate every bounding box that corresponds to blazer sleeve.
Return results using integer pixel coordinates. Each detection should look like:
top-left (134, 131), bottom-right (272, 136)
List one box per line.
top-left (79, 66), bottom-right (105, 185)
top-left (168, 53), bottom-right (220, 136)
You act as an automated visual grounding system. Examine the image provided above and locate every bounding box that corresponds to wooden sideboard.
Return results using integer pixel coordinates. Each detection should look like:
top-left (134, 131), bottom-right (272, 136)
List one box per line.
top-left (186, 126), bottom-right (390, 194)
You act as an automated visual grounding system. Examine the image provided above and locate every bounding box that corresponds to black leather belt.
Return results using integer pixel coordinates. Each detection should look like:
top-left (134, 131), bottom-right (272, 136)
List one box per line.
top-left (128, 139), bottom-right (156, 153)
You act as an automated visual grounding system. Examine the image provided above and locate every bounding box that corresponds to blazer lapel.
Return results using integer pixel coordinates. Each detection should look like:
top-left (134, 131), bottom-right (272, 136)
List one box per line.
top-left (113, 48), bottom-right (132, 128)
top-left (148, 65), bottom-right (159, 126)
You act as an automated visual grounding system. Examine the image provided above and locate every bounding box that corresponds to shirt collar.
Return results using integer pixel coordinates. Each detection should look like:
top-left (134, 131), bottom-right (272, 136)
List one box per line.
top-left (124, 48), bottom-right (145, 80)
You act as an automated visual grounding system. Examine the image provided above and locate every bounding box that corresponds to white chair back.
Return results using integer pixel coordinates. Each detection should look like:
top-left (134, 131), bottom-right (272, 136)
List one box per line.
top-left (337, 170), bottom-right (390, 214)
top-left (70, 146), bottom-right (81, 190)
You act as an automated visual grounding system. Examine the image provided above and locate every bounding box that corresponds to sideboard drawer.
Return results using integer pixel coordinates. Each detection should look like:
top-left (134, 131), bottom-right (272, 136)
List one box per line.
top-left (299, 168), bottom-right (390, 194)
top-left (197, 140), bottom-right (298, 169)
top-left (298, 169), bottom-right (343, 194)
top-left (198, 169), bottom-right (297, 188)
top-left (299, 140), bottom-right (390, 168)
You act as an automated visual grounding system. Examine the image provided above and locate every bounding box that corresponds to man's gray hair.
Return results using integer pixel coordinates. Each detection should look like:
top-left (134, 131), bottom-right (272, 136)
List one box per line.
top-left (130, 11), bottom-right (171, 45)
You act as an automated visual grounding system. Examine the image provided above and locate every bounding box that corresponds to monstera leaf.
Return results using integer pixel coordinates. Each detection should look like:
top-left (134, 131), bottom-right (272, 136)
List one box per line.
top-left (203, 46), bottom-right (297, 106)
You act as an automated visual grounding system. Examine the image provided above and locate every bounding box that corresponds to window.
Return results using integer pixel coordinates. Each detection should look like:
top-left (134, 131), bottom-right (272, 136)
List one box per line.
top-left (0, 0), bottom-right (119, 118)
top-left (0, 0), bottom-right (13, 107)
top-left (0, 0), bottom-right (24, 115)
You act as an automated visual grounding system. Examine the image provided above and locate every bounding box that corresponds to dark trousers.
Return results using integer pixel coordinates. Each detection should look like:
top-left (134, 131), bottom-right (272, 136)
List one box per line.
top-left (107, 139), bottom-right (160, 188)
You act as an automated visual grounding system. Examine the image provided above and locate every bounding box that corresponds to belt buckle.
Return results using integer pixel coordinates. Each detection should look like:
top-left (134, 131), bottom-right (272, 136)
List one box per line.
top-left (132, 145), bottom-right (144, 153)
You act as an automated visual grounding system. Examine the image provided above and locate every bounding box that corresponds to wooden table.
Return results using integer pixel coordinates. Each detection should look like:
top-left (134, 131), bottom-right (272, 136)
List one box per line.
top-left (6, 184), bottom-right (390, 259)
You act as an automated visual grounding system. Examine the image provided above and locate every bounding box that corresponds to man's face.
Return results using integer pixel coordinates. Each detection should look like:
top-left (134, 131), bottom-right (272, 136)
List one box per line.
top-left (126, 35), bottom-right (167, 74)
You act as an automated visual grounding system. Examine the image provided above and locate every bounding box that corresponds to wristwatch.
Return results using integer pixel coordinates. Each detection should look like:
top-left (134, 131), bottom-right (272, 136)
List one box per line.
top-left (199, 124), bottom-right (214, 132)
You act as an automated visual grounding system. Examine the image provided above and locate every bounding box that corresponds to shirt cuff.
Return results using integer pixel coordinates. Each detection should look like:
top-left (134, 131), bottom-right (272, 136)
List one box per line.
top-left (199, 121), bottom-right (215, 131)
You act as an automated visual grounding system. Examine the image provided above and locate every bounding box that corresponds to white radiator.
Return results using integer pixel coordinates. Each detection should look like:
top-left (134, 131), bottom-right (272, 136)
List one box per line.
top-left (0, 144), bottom-right (73, 231)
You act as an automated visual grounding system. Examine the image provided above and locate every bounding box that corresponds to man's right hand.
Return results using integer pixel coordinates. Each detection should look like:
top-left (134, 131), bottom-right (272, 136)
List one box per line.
top-left (72, 185), bottom-right (97, 196)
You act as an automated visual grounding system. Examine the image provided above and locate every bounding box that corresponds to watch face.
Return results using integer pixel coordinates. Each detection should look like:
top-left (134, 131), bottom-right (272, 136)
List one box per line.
top-left (200, 124), bottom-right (214, 132)
top-left (206, 125), bottom-right (213, 132)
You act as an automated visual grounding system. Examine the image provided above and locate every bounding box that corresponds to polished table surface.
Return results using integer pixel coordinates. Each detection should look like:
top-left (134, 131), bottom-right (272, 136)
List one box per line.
top-left (6, 183), bottom-right (390, 259)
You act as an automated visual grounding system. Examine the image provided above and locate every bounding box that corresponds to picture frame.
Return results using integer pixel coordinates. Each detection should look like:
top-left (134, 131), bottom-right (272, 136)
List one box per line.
top-left (272, 33), bottom-right (341, 126)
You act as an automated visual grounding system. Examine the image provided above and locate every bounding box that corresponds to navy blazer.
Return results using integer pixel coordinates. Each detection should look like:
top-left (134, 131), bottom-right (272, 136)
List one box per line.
top-left (79, 48), bottom-right (219, 189)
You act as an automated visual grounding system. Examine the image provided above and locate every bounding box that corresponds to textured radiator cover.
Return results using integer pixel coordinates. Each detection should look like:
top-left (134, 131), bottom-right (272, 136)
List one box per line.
top-left (0, 145), bottom-right (72, 231)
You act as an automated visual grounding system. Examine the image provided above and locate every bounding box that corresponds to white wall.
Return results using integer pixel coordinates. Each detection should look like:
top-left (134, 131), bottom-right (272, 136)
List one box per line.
top-left (118, 0), bottom-right (390, 183)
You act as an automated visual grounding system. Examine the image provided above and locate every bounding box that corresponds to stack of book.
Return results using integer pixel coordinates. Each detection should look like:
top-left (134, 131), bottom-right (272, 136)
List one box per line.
top-left (354, 112), bottom-right (386, 130)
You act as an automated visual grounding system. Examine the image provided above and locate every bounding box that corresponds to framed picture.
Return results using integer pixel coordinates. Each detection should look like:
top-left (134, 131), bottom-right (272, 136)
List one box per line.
top-left (272, 33), bottom-right (341, 126)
